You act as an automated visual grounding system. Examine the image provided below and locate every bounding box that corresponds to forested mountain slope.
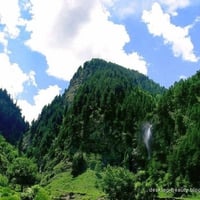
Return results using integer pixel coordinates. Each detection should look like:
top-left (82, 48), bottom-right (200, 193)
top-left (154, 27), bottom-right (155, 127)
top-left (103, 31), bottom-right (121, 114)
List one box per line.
top-left (0, 89), bottom-right (28, 144)
top-left (151, 70), bottom-right (200, 190)
top-left (1, 59), bottom-right (200, 199)
top-left (23, 58), bottom-right (165, 171)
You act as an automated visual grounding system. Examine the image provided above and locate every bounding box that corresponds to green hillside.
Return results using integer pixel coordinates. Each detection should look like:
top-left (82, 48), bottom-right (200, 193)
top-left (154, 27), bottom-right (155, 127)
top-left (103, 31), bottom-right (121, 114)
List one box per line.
top-left (0, 59), bottom-right (200, 199)
top-left (0, 89), bottom-right (28, 144)
top-left (24, 58), bottom-right (165, 171)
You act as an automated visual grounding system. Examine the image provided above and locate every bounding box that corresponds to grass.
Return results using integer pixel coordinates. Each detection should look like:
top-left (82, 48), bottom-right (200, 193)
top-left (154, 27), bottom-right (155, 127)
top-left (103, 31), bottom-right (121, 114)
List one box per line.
top-left (158, 190), bottom-right (200, 200)
top-left (0, 186), bottom-right (20, 200)
top-left (45, 169), bottom-right (105, 199)
top-left (182, 195), bottom-right (200, 200)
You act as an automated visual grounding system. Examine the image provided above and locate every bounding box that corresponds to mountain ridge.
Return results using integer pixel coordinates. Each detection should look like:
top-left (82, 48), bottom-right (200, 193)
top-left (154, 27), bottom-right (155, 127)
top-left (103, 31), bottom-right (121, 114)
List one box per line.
top-left (0, 59), bottom-right (200, 199)
top-left (0, 89), bottom-right (28, 144)
top-left (23, 58), bottom-right (166, 171)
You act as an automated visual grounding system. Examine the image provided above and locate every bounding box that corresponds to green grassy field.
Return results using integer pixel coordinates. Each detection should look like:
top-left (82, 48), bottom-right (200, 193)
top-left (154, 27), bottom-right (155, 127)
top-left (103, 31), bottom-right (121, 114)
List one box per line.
top-left (45, 170), bottom-right (105, 199)
top-left (1, 171), bottom-right (200, 200)
top-left (44, 170), bottom-right (200, 200)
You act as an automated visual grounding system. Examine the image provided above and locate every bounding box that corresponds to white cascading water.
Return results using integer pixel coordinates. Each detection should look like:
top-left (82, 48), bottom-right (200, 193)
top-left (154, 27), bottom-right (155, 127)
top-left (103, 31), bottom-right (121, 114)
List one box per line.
top-left (143, 123), bottom-right (152, 159)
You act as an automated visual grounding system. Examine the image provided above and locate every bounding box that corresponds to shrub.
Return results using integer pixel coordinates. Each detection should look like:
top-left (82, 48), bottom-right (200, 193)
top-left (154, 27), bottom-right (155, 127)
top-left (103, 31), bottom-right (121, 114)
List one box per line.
top-left (102, 167), bottom-right (157, 200)
top-left (102, 166), bottom-right (135, 200)
top-left (71, 152), bottom-right (87, 177)
top-left (0, 174), bottom-right (9, 186)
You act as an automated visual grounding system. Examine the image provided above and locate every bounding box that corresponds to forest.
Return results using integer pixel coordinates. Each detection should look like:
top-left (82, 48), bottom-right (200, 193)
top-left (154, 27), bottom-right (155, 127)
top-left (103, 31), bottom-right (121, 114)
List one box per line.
top-left (0, 58), bottom-right (200, 200)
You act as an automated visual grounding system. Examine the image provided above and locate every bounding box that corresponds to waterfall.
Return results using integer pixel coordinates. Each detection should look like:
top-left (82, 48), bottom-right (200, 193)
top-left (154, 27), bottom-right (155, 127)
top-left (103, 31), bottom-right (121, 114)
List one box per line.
top-left (143, 123), bottom-right (152, 159)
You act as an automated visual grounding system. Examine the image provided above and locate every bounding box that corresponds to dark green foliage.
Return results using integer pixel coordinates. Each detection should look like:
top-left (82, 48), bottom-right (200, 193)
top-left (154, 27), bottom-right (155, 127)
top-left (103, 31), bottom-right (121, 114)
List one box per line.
top-left (0, 89), bottom-right (28, 144)
top-left (0, 174), bottom-right (9, 187)
top-left (24, 58), bottom-right (164, 172)
top-left (22, 95), bottom-right (65, 171)
top-left (102, 166), bottom-right (157, 200)
top-left (151, 70), bottom-right (200, 191)
top-left (102, 166), bottom-right (135, 200)
top-left (0, 135), bottom-right (18, 174)
top-left (57, 59), bottom-right (162, 168)
top-left (21, 185), bottom-right (50, 200)
top-left (7, 157), bottom-right (38, 191)
top-left (71, 152), bottom-right (87, 177)
top-left (0, 135), bottom-right (39, 196)
top-left (19, 59), bottom-right (200, 198)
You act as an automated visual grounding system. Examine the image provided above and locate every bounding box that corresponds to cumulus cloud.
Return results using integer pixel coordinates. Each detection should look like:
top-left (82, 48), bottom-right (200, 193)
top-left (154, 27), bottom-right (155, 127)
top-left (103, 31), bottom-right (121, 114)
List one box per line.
top-left (0, 0), bottom-right (26, 54)
top-left (0, 53), bottom-right (36, 98)
top-left (142, 2), bottom-right (199, 62)
top-left (102, 0), bottom-right (194, 18)
top-left (103, 0), bottom-right (154, 19)
top-left (0, 0), bottom-right (22, 38)
top-left (159, 0), bottom-right (190, 15)
top-left (18, 85), bottom-right (61, 123)
top-left (25, 0), bottom-right (148, 81)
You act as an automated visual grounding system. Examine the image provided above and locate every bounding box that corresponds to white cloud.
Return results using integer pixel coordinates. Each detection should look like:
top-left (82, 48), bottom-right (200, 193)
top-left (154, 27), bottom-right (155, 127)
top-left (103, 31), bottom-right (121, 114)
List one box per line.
top-left (27, 70), bottom-right (37, 87)
top-left (0, 0), bottom-right (27, 54)
top-left (0, 53), bottom-right (35, 98)
top-left (0, 0), bottom-right (22, 38)
top-left (20, 0), bottom-right (32, 12)
top-left (0, 53), bottom-right (59, 123)
top-left (159, 0), bottom-right (190, 15)
top-left (104, 0), bottom-right (154, 19)
top-left (0, 32), bottom-right (8, 52)
top-left (18, 85), bottom-right (61, 123)
top-left (102, 0), bottom-right (194, 18)
top-left (142, 2), bottom-right (199, 62)
top-left (25, 0), bottom-right (148, 81)
top-left (179, 75), bottom-right (187, 80)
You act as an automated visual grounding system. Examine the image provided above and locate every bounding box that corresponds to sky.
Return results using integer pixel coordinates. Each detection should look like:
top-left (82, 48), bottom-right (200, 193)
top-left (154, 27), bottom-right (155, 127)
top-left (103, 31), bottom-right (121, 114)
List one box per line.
top-left (0, 0), bottom-right (199, 123)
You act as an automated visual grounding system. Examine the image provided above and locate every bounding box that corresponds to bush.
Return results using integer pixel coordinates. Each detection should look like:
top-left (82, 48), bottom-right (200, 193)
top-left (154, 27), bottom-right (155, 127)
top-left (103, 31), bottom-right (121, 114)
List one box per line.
top-left (20, 188), bottom-right (34, 200)
top-left (71, 152), bottom-right (87, 177)
top-left (34, 188), bottom-right (50, 200)
top-left (134, 170), bottom-right (157, 200)
top-left (102, 166), bottom-right (135, 200)
top-left (20, 185), bottom-right (50, 200)
top-left (0, 174), bottom-right (9, 186)
top-left (102, 167), bottom-right (157, 200)
top-left (1, 195), bottom-right (20, 200)
top-left (7, 157), bottom-right (38, 191)
top-left (0, 187), bottom-right (20, 200)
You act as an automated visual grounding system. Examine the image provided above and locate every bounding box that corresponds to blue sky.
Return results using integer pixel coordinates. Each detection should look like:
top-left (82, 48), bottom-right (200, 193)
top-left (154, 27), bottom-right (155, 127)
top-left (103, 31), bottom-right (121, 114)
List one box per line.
top-left (0, 0), bottom-right (199, 123)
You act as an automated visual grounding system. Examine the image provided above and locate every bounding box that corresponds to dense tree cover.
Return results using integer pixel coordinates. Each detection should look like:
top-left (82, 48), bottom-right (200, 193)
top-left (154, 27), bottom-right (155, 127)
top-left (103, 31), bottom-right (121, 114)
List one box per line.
top-left (24, 59), bottom-right (165, 171)
top-left (102, 166), bottom-right (157, 200)
top-left (7, 157), bottom-right (38, 191)
top-left (56, 59), bottom-right (163, 169)
top-left (0, 134), bottom-right (38, 198)
top-left (22, 95), bottom-right (65, 170)
top-left (0, 89), bottom-right (28, 144)
top-left (150, 71), bottom-right (200, 195)
top-left (16, 59), bottom-right (199, 198)
top-left (0, 135), bottom-right (18, 175)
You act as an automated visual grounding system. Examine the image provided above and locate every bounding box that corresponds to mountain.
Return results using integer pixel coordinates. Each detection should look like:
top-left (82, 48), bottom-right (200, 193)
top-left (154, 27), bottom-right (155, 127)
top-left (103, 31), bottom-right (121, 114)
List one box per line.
top-left (0, 89), bottom-right (28, 144)
top-left (2, 58), bottom-right (200, 199)
top-left (151, 70), bottom-right (200, 189)
top-left (23, 58), bottom-right (165, 171)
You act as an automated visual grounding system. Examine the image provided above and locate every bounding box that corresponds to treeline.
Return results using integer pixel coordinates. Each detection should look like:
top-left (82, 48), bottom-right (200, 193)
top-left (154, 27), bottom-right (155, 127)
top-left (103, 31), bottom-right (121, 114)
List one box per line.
top-left (23, 59), bottom-right (200, 198)
top-left (0, 89), bottom-right (46, 199)
top-left (0, 59), bottom-right (199, 199)
top-left (24, 59), bottom-right (165, 172)
top-left (0, 89), bottom-right (28, 144)
top-left (151, 70), bottom-right (200, 194)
